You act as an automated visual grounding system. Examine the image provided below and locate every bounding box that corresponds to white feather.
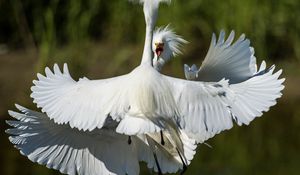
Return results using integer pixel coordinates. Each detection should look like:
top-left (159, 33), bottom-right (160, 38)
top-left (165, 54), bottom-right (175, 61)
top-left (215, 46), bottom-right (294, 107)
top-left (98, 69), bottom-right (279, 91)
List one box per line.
top-left (197, 30), bottom-right (257, 83)
top-left (7, 105), bottom-right (197, 175)
top-left (163, 63), bottom-right (284, 143)
top-left (31, 63), bottom-right (130, 131)
top-left (7, 105), bottom-right (143, 175)
top-left (152, 26), bottom-right (188, 70)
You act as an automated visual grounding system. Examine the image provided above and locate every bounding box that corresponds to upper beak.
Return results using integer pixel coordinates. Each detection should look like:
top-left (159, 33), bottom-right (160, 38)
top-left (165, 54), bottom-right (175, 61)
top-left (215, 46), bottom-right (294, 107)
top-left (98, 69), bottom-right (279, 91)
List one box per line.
top-left (155, 43), bottom-right (164, 57)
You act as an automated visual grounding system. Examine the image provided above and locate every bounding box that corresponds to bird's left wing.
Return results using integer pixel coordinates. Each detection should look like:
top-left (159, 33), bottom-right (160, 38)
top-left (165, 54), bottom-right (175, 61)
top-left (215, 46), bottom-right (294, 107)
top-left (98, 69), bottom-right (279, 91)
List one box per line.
top-left (6, 105), bottom-right (142, 175)
top-left (31, 64), bottom-right (130, 131)
top-left (163, 63), bottom-right (284, 143)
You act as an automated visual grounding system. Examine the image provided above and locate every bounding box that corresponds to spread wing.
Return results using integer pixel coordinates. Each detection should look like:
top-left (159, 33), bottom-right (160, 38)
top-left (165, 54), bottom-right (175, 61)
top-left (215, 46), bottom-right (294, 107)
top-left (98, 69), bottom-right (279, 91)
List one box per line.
top-left (198, 30), bottom-right (257, 83)
top-left (6, 105), bottom-right (143, 175)
top-left (164, 62), bottom-right (284, 143)
top-left (6, 105), bottom-right (197, 175)
top-left (31, 64), bottom-right (130, 131)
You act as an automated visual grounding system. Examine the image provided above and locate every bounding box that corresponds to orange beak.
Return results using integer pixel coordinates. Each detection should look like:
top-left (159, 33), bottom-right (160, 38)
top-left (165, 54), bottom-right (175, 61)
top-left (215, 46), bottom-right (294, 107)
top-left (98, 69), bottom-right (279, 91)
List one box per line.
top-left (155, 43), bottom-right (164, 57)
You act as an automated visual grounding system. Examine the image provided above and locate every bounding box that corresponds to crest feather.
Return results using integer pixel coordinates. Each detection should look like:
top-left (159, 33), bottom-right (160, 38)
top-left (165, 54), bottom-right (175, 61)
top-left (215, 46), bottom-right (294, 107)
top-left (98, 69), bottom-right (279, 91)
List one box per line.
top-left (153, 25), bottom-right (188, 61)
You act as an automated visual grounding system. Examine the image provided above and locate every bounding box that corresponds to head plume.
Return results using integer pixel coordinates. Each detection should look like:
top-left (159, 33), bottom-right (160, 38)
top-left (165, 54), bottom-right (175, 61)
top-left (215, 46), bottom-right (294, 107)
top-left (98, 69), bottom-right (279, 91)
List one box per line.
top-left (152, 25), bottom-right (188, 63)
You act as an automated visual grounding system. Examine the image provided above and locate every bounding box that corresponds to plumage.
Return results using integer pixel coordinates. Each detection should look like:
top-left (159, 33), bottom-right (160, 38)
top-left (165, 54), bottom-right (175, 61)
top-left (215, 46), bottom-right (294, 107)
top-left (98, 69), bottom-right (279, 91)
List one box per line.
top-left (150, 28), bottom-right (283, 143)
top-left (7, 104), bottom-right (196, 174)
top-left (164, 61), bottom-right (284, 143)
top-left (197, 30), bottom-right (257, 83)
top-left (152, 26), bottom-right (188, 71)
top-left (153, 26), bottom-right (188, 61)
top-left (7, 104), bottom-right (142, 175)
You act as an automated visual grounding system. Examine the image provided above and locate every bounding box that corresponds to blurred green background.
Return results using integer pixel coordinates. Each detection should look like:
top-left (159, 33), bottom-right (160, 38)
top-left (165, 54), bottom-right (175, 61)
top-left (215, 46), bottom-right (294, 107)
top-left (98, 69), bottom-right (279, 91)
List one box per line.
top-left (0, 0), bottom-right (299, 174)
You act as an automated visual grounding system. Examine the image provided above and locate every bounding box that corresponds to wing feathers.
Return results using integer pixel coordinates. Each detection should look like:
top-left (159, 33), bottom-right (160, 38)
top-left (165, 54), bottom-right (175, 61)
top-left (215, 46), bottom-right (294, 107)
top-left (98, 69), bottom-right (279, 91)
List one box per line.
top-left (165, 61), bottom-right (284, 143)
top-left (31, 63), bottom-right (129, 131)
top-left (198, 31), bottom-right (255, 83)
top-left (6, 105), bottom-right (148, 175)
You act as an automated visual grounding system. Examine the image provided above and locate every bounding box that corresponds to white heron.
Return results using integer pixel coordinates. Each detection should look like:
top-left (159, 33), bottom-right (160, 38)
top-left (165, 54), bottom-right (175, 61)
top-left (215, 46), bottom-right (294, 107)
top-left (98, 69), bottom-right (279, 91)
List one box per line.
top-left (151, 28), bottom-right (257, 84)
top-left (7, 0), bottom-right (196, 174)
top-left (151, 26), bottom-right (284, 143)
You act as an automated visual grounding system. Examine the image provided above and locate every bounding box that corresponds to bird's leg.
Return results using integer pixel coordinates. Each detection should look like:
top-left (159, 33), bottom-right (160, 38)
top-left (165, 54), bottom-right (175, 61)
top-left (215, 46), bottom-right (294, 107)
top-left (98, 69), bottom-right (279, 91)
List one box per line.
top-left (160, 131), bottom-right (165, 145)
top-left (128, 136), bottom-right (132, 145)
top-left (153, 153), bottom-right (162, 175)
top-left (176, 148), bottom-right (187, 175)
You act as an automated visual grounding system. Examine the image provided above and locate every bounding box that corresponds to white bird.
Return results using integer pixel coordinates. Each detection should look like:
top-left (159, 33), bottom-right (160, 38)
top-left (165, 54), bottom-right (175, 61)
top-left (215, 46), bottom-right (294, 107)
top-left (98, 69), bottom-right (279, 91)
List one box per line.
top-left (27, 0), bottom-right (285, 161)
top-left (7, 0), bottom-right (196, 174)
top-left (150, 27), bottom-right (284, 143)
top-left (151, 29), bottom-right (257, 83)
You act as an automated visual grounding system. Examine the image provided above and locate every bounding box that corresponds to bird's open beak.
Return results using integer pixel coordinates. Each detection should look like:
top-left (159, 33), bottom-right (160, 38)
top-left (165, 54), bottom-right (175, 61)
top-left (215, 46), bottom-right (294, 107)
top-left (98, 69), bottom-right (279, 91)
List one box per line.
top-left (155, 43), bottom-right (164, 57)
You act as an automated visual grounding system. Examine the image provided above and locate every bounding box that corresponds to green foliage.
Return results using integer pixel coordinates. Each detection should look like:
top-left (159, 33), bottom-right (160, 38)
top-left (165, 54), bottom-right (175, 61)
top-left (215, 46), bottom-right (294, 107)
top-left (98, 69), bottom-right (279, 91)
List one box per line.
top-left (1, 0), bottom-right (299, 65)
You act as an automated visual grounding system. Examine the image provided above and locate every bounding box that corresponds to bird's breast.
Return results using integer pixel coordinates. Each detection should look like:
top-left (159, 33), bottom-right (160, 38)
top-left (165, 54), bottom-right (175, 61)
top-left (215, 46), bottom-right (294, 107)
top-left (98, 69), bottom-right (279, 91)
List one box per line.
top-left (127, 66), bottom-right (178, 120)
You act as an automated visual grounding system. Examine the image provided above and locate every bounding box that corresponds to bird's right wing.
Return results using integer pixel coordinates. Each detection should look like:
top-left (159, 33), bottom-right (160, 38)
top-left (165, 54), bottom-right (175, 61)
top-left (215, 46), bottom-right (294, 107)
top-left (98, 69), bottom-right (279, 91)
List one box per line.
top-left (197, 30), bottom-right (257, 83)
top-left (6, 105), bottom-right (142, 175)
top-left (31, 64), bottom-right (130, 131)
top-left (164, 62), bottom-right (284, 143)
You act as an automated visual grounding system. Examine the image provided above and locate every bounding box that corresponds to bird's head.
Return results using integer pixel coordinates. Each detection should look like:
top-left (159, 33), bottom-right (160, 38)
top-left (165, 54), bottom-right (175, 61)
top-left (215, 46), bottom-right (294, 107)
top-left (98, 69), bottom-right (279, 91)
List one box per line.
top-left (152, 26), bottom-right (187, 63)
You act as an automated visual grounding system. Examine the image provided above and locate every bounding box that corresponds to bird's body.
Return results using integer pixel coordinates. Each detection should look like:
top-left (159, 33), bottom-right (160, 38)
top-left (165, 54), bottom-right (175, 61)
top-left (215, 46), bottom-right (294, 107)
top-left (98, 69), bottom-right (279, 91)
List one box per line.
top-left (116, 64), bottom-right (179, 135)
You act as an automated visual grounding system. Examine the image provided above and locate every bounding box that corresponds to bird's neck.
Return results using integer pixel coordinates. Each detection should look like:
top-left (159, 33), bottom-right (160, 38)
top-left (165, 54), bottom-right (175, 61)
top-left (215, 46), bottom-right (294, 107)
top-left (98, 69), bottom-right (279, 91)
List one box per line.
top-left (141, 25), bottom-right (154, 66)
top-left (140, 1), bottom-right (158, 66)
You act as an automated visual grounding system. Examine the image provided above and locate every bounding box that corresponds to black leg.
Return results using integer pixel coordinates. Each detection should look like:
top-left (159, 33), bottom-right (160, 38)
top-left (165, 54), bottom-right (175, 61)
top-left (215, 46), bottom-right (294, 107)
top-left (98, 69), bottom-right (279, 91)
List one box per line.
top-left (153, 153), bottom-right (162, 175)
top-left (176, 148), bottom-right (187, 175)
top-left (128, 136), bottom-right (132, 145)
top-left (160, 131), bottom-right (165, 145)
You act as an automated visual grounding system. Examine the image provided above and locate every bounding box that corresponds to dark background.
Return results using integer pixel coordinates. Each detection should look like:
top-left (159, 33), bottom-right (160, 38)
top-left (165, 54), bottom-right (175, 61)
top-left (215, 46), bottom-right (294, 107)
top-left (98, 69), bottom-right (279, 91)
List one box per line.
top-left (0, 0), bottom-right (299, 174)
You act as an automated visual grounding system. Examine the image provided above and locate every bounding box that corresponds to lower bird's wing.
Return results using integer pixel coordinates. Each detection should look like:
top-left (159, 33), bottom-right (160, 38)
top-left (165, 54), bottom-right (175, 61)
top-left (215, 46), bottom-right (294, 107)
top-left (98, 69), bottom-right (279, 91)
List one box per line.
top-left (31, 64), bottom-right (130, 131)
top-left (197, 30), bottom-right (257, 83)
top-left (164, 62), bottom-right (284, 143)
top-left (6, 105), bottom-right (148, 175)
top-left (6, 105), bottom-right (198, 175)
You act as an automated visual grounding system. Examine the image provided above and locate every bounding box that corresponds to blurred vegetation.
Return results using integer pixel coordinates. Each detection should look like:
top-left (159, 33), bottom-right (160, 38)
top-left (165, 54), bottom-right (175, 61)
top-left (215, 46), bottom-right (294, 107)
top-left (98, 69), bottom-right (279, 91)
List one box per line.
top-left (1, 0), bottom-right (300, 64)
top-left (0, 0), bottom-right (299, 175)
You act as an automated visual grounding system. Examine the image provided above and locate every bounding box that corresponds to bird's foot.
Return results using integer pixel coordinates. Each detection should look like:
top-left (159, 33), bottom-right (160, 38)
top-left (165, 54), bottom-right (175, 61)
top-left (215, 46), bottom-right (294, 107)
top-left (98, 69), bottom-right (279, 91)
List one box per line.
top-left (160, 131), bottom-right (165, 145)
top-left (128, 136), bottom-right (132, 145)
top-left (176, 148), bottom-right (187, 175)
top-left (180, 165), bottom-right (187, 175)
top-left (153, 153), bottom-right (162, 175)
